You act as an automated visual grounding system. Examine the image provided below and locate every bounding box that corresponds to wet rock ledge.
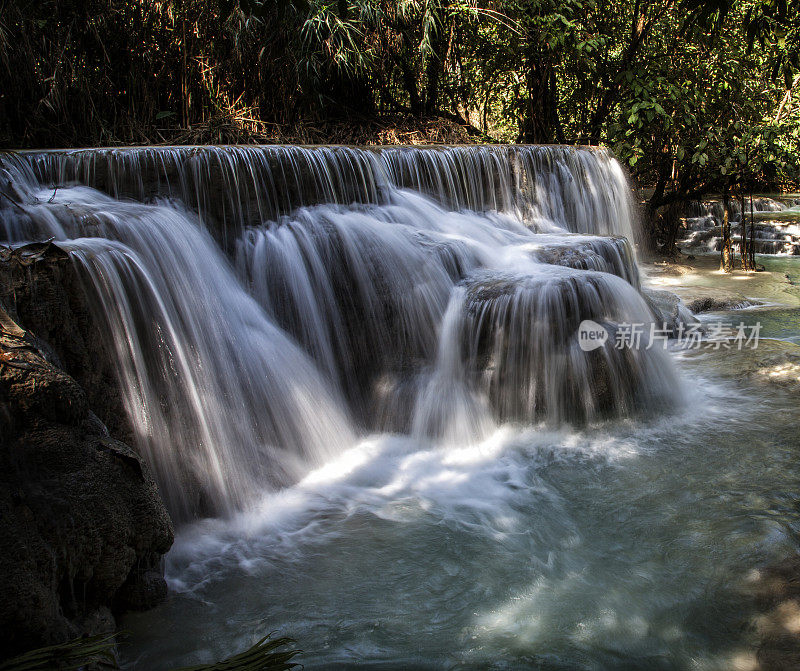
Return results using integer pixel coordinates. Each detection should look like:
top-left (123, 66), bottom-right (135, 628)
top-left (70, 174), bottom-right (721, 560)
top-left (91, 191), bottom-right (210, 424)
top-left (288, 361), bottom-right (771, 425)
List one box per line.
top-left (0, 243), bottom-right (173, 660)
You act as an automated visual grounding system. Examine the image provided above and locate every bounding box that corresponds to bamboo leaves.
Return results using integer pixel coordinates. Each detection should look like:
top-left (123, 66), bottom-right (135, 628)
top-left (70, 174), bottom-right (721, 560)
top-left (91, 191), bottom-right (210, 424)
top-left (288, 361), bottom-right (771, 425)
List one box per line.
top-left (0, 634), bottom-right (300, 671)
top-left (0, 634), bottom-right (118, 671)
top-left (171, 635), bottom-right (300, 671)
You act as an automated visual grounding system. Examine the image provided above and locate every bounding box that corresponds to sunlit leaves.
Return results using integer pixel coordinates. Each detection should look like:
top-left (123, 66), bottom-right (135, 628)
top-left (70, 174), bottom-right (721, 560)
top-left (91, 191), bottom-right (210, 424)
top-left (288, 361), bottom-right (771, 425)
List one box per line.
top-left (602, 0), bottom-right (799, 198)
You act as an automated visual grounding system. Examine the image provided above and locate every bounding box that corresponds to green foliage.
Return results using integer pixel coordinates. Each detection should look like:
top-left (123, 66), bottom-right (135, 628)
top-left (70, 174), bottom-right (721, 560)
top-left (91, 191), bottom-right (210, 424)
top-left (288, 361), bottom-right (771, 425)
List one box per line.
top-left (172, 635), bottom-right (300, 671)
top-left (0, 0), bottom-right (798, 205)
top-left (746, 0), bottom-right (800, 86)
top-left (0, 633), bottom-right (300, 671)
top-left (605, 0), bottom-right (800, 200)
top-left (0, 633), bottom-right (118, 671)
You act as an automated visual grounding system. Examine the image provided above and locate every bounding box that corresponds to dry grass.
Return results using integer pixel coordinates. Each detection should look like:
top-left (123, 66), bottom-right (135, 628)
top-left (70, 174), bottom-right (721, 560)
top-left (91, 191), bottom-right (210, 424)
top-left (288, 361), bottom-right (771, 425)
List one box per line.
top-left (156, 111), bottom-right (481, 147)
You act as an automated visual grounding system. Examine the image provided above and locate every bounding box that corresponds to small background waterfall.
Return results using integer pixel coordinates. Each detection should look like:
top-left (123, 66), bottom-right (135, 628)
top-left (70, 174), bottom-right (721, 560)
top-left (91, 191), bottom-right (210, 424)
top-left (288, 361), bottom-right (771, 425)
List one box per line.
top-left (1, 145), bottom-right (676, 521)
top-left (680, 196), bottom-right (800, 255)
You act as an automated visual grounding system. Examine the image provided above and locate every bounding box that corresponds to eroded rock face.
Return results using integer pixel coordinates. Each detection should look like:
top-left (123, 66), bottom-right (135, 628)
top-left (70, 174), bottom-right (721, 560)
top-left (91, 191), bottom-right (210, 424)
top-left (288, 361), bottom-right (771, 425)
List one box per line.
top-left (0, 248), bottom-right (173, 660)
top-left (0, 243), bottom-right (132, 442)
top-left (641, 287), bottom-right (700, 336)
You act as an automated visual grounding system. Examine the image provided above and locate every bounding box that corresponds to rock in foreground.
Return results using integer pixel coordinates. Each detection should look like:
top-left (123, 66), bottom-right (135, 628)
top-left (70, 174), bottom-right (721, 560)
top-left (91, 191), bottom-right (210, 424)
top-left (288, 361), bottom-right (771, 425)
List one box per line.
top-left (0, 248), bottom-right (173, 660)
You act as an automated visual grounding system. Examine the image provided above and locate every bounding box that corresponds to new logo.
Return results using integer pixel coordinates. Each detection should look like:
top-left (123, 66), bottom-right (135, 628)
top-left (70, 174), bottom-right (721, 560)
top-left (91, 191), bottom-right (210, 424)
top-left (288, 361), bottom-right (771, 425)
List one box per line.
top-left (577, 320), bottom-right (608, 351)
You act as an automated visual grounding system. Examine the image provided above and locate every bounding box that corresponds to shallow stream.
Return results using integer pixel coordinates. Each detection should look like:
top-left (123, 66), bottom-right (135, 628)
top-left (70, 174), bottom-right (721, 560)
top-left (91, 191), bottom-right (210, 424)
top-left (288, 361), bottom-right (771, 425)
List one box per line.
top-left (123, 255), bottom-right (800, 670)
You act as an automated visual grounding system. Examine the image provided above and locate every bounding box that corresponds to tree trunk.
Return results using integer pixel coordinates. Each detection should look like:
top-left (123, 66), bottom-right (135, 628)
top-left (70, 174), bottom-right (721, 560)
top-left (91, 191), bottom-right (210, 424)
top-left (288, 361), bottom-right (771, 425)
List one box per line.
top-left (720, 190), bottom-right (734, 272)
top-left (750, 193), bottom-right (756, 269)
top-left (400, 59), bottom-right (422, 116)
top-left (181, 6), bottom-right (190, 129)
top-left (518, 47), bottom-right (563, 144)
top-left (739, 192), bottom-right (749, 270)
top-left (423, 16), bottom-right (448, 116)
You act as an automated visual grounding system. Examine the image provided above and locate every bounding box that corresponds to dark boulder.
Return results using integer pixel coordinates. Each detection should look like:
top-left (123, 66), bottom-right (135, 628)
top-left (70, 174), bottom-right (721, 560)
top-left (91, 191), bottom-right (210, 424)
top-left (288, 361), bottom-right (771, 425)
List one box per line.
top-left (0, 247), bottom-right (173, 660)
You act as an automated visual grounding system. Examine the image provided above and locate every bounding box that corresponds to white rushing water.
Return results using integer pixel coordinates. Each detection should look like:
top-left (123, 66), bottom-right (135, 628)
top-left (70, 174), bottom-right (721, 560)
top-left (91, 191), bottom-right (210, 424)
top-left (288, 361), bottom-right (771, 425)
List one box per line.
top-left (15, 145), bottom-right (640, 243)
top-left (4, 145), bottom-right (795, 669)
top-left (680, 197), bottom-right (800, 256)
top-left (0, 145), bottom-right (674, 520)
top-left (0, 183), bottom-right (355, 519)
top-left (119, 376), bottom-right (800, 670)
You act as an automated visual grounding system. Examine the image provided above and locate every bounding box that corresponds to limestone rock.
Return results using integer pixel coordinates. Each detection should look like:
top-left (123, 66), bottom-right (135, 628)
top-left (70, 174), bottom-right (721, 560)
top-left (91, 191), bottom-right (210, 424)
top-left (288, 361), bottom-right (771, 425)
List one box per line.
top-left (687, 296), bottom-right (759, 313)
top-left (0, 244), bottom-right (132, 442)
top-left (0, 251), bottom-right (173, 660)
top-left (641, 287), bottom-right (699, 336)
top-left (689, 339), bottom-right (800, 392)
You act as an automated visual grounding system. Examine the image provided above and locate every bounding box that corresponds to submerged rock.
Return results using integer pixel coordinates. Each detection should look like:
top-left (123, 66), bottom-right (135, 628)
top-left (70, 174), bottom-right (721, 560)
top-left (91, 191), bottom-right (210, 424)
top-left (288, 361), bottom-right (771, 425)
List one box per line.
top-left (0, 247), bottom-right (173, 660)
top-left (689, 339), bottom-right (800, 392)
top-left (747, 555), bottom-right (800, 670)
top-left (687, 296), bottom-right (760, 313)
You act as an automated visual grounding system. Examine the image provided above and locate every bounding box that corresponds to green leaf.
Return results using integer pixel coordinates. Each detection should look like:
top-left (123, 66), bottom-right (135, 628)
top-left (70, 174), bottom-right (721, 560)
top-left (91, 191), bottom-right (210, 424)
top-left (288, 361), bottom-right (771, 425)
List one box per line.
top-left (172, 635), bottom-right (300, 671)
top-left (0, 633), bottom-right (119, 671)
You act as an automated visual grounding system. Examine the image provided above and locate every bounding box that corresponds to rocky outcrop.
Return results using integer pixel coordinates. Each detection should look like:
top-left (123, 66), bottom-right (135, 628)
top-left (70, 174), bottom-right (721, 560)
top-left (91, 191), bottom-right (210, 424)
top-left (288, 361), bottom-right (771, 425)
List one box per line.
top-left (686, 296), bottom-right (760, 313)
top-left (527, 236), bottom-right (640, 288)
top-left (641, 287), bottom-right (700, 336)
top-left (0, 242), bottom-right (132, 442)
top-left (0, 245), bottom-right (173, 660)
top-left (459, 271), bottom-right (678, 423)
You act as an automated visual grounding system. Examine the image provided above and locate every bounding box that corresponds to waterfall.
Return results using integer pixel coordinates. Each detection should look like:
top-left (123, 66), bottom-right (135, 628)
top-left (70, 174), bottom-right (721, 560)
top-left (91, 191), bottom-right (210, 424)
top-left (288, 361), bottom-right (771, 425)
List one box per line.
top-left (0, 145), bottom-right (679, 520)
top-left (11, 145), bottom-right (640, 243)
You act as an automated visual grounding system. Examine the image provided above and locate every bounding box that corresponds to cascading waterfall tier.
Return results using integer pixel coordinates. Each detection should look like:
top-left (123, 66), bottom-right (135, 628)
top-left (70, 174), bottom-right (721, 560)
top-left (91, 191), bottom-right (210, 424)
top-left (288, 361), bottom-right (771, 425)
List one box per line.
top-left (0, 145), bottom-right (679, 520)
top-left (9, 145), bottom-right (640, 244)
top-left (681, 197), bottom-right (800, 255)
